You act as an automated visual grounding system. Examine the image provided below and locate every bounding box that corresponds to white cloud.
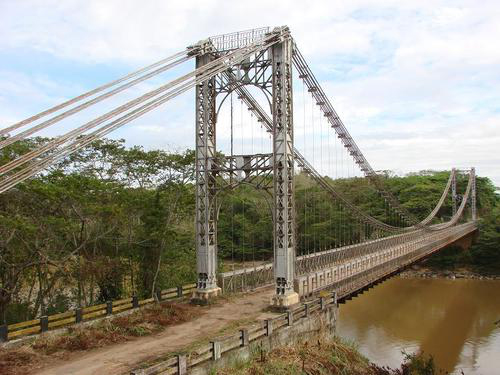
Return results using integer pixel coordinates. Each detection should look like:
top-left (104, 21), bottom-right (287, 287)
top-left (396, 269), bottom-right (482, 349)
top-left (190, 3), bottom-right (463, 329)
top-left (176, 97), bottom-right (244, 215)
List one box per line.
top-left (0, 0), bottom-right (499, 186)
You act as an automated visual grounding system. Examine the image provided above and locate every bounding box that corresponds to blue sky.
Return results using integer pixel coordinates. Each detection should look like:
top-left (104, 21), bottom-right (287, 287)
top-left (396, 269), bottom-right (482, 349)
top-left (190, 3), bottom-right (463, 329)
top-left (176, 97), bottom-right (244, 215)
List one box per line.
top-left (1, 0), bottom-right (499, 186)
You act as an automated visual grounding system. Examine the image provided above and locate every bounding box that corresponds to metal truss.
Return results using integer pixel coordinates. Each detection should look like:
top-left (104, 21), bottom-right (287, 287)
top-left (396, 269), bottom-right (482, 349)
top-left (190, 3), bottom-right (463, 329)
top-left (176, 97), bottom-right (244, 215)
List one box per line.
top-left (271, 38), bottom-right (296, 297)
top-left (210, 153), bottom-right (274, 191)
top-left (214, 49), bottom-right (273, 98)
top-left (209, 27), bottom-right (270, 52)
top-left (223, 74), bottom-right (406, 233)
top-left (194, 27), bottom-right (296, 299)
top-left (452, 168), bottom-right (457, 217)
top-left (451, 168), bottom-right (477, 222)
top-left (218, 263), bottom-right (274, 294)
top-left (471, 167), bottom-right (477, 220)
top-left (195, 53), bottom-right (219, 291)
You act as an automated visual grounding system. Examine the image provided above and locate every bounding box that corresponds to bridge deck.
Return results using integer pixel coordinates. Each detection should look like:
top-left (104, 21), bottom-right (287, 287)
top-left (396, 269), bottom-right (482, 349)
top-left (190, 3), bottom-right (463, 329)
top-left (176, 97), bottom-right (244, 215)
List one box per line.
top-left (296, 222), bottom-right (476, 298)
top-left (220, 223), bottom-right (477, 298)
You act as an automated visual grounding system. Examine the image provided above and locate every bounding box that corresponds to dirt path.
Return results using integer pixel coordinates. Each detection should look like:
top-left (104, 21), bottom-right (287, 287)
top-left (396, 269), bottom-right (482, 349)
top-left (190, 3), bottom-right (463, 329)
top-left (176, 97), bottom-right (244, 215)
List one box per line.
top-left (33, 288), bottom-right (275, 375)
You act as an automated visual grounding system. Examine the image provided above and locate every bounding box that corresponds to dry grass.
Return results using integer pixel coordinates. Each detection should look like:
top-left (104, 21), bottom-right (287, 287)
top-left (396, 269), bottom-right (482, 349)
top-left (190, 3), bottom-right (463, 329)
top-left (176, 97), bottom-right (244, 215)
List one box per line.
top-left (216, 337), bottom-right (440, 375)
top-left (216, 337), bottom-right (377, 375)
top-left (0, 302), bottom-right (200, 375)
top-left (0, 346), bottom-right (42, 375)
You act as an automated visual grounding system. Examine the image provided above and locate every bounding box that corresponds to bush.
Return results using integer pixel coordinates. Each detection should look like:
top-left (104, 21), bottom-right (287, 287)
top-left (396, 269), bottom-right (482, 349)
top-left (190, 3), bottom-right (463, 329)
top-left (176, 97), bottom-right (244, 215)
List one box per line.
top-left (5, 302), bottom-right (31, 325)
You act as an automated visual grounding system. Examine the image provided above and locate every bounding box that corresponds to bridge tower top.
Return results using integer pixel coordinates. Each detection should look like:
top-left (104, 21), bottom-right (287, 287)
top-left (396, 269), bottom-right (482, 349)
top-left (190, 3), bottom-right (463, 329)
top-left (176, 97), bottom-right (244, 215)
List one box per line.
top-left (188, 26), bottom-right (291, 54)
top-left (209, 27), bottom-right (271, 52)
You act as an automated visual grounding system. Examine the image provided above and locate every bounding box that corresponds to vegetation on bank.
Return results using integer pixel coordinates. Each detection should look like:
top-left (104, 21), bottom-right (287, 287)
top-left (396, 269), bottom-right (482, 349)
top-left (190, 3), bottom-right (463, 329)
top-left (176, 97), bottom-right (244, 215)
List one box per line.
top-left (1, 138), bottom-right (498, 325)
top-left (425, 202), bottom-right (500, 274)
top-left (216, 337), bottom-right (441, 375)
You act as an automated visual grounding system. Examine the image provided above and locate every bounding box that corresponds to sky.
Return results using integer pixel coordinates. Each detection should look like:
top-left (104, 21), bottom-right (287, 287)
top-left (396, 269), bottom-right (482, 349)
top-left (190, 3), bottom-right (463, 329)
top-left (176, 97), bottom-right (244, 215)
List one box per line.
top-left (0, 0), bottom-right (499, 187)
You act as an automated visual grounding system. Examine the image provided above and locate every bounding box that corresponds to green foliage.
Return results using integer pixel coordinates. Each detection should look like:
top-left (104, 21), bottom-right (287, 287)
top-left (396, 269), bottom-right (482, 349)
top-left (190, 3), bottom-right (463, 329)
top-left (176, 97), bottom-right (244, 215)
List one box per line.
top-left (468, 204), bottom-right (500, 272)
top-left (425, 177), bottom-right (499, 272)
top-left (45, 294), bottom-right (71, 316)
top-left (4, 302), bottom-right (31, 326)
top-left (425, 245), bottom-right (465, 269)
top-left (1, 137), bottom-right (498, 324)
top-left (218, 186), bottom-right (273, 262)
top-left (401, 351), bottom-right (437, 375)
top-left (0, 138), bottom-right (196, 323)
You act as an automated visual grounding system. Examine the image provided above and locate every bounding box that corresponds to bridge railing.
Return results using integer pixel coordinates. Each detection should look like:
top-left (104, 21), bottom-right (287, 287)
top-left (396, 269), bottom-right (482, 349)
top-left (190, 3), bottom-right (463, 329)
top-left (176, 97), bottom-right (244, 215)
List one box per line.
top-left (219, 228), bottom-right (423, 293)
top-left (218, 262), bottom-right (274, 294)
top-left (0, 283), bottom-right (196, 343)
top-left (295, 229), bottom-right (422, 275)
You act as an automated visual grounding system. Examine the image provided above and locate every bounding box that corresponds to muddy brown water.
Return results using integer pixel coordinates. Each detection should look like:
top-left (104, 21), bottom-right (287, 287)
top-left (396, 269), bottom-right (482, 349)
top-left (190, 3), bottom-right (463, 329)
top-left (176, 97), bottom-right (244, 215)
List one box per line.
top-left (336, 277), bottom-right (500, 374)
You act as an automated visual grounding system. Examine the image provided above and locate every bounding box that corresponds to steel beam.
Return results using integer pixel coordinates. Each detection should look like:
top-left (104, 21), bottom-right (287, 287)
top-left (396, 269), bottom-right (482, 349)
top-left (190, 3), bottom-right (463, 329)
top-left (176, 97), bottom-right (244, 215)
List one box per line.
top-left (209, 153), bottom-right (274, 190)
top-left (194, 52), bottom-right (221, 300)
top-left (471, 167), bottom-right (477, 220)
top-left (270, 38), bottom-right (299, 307)
top-left (452, 168), bottom-right (457, 217)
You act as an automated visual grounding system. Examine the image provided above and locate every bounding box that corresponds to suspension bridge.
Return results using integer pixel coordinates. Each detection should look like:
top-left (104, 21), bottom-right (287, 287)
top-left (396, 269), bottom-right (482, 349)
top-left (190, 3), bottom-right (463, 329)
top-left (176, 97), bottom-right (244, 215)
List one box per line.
top-left (0, 26), bottom-right (478, 310)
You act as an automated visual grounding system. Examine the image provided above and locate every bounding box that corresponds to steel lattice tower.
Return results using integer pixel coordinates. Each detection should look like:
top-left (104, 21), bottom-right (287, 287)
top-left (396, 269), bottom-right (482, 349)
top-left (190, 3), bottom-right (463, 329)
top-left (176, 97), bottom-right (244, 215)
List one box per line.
top-left (192, 27), bottom-right (299, 306)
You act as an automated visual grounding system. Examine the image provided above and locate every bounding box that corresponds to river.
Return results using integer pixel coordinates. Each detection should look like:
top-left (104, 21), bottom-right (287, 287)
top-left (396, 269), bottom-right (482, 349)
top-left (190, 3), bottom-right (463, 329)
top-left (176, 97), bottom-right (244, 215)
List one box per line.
top-left (335, 277), bottom-right (500, 374)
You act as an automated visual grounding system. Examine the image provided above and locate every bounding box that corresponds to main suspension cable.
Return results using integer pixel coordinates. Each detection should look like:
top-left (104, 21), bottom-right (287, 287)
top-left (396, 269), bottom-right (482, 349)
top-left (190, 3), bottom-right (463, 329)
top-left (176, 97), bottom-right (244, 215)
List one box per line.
top-left (0, 50), bottom-right (188, 137)
top-left (0, 54), bottom-right (192, 150)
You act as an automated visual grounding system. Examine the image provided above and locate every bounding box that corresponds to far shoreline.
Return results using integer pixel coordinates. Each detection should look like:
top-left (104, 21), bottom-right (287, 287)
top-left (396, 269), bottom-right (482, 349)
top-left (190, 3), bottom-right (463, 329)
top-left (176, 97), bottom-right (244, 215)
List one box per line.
top-left (400, 265), bottom-right (500, 281)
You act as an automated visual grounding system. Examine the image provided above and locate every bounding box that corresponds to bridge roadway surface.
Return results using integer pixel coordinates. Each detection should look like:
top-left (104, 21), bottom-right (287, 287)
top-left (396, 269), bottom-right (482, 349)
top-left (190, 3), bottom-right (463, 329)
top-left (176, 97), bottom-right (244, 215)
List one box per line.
top-left (33, 223), bottom-right (476, 375)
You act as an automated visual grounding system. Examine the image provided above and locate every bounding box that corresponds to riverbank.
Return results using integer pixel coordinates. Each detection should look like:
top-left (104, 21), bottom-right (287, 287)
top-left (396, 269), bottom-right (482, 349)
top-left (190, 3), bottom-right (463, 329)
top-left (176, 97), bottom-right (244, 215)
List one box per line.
top-left (217, 336), bottom-right (436, 375)
top-left (399, 265), bottom-right (500, 280)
